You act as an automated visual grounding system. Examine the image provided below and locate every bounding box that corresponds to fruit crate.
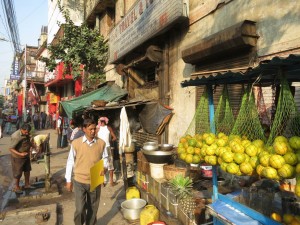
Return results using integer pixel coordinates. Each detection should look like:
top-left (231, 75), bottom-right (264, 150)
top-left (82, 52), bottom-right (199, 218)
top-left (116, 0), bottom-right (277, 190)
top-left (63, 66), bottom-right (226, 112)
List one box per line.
top-left (160, 183), bottom-right (171, 211)
top-left (149, 177), bottom-right (166, 204)
top-left (178, 206), bottom-right (197, 225)
top-left (163, 164), bottom-right (188, 180)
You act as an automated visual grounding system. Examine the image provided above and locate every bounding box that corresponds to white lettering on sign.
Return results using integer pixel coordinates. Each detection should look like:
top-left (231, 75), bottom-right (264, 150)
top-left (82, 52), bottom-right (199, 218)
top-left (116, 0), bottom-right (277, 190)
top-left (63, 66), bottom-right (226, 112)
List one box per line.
top-left (108, 0), bottom-right (187, 64)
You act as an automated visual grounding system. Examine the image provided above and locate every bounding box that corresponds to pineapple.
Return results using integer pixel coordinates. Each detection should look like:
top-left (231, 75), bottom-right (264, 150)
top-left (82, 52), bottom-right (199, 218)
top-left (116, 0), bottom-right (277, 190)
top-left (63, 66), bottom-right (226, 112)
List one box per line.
top-left (169, 174), bottom-right (196, 215)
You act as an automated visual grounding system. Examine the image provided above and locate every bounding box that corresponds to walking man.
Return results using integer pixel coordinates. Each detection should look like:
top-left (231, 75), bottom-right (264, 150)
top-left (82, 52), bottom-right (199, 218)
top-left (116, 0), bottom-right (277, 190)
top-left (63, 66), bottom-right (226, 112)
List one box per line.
top-left (9, 123), bottom-right (34, 193)
top-left (65, 118), bottom-right (106, 225)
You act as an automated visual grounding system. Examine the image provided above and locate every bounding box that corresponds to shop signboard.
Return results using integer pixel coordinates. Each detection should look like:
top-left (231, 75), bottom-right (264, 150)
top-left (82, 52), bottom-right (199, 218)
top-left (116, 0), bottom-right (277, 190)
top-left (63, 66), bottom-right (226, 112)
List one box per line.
top-left (49, 93), bottom-right (58, 104)
top-left (108, 0), bottom-right (188, 64)
top-left (10, 59), bottom-right (20, 80)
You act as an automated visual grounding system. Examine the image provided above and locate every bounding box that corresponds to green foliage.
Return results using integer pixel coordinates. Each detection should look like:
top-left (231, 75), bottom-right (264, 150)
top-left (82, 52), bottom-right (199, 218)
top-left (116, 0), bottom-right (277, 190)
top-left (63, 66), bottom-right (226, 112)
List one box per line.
top-left (41, 1), bottom-right (108, 81)
top-left (0, 95), bottom-right (4, 108)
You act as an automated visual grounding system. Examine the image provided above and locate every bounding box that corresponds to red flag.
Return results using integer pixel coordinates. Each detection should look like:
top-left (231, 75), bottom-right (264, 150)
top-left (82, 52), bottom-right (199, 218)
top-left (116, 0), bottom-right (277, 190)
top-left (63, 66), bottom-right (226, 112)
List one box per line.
top-left (28, 81), bottom-right (40, 105)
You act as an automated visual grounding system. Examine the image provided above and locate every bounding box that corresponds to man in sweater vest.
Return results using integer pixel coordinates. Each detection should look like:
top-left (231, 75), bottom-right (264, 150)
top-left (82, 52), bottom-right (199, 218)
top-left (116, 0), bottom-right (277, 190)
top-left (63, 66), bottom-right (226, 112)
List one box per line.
top-left (65, 118), bottom-right (106, 225)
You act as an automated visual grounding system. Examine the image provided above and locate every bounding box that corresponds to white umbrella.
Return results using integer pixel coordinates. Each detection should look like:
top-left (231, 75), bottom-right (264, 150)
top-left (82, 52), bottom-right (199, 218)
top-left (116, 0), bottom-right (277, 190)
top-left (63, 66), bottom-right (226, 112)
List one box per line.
top-left (119, 106), bottom-right (132, 154)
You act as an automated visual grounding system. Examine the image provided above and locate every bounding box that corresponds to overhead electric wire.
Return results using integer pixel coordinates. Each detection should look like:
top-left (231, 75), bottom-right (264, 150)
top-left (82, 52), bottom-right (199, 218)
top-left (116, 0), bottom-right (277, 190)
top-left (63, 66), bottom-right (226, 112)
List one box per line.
top-left (1, 0), bottom-right (22, 53)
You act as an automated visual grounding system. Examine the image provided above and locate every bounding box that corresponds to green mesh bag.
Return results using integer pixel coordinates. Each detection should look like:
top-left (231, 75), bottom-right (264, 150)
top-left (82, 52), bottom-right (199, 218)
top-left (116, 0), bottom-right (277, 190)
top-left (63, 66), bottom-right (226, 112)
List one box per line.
top-left (267, 75), bottom-right (300, 145)
top-left (185, 86), bottom-right (210, 136)
top-left (231, 85), bottom-right (266, 141)
top-left (214, 85), bottom-right (235, 135)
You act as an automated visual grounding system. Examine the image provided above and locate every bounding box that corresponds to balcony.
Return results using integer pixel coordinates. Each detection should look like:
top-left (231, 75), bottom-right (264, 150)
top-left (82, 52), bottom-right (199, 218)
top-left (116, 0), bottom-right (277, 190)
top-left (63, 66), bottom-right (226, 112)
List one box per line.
top-left (85, 0), bottom-right (115, 24)
top-left (44, 62), bottom-right (73, 87)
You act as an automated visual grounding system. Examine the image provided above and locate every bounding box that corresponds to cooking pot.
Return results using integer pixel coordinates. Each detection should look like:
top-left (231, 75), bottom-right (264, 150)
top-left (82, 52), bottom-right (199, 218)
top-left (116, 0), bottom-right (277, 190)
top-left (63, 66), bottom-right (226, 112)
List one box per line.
top-left (142, 149), bottom-right (173, 164)
top-left (121, 198), bottom-right (147, 221)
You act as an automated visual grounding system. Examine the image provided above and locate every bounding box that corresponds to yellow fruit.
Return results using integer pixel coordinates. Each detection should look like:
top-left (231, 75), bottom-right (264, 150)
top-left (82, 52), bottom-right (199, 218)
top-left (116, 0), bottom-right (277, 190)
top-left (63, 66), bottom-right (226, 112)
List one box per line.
top-left (249, 156), bottom-right (259, 168)
top-left (177, 147), bottom-right (186, 154)
top-left (196, 141), bottom-right (203, 148)
top-left (274, 136), bottom-right (288, 143)
top-left (283, 152), bottom-right (298, 165)
top-left (260, 154), bottom-right (271, 167)
top-left (179, 153), bottom-right (187, 161)
top-left (239, 162), bottom-right (253, 175)
top-left (188, 138), bottom-right (197, 147)
top-left (194, 148), bottom-right (201, 155)
top-left (262, 167), bottom-right (278, 179)
top-left (252, 139), bottom-right (265, 148)
top-left (185, 154), bottom-right (193, 164)
top-left (226, 163), bottom-right (239, 174)
top-left (295, 163), bottom-right (300, 173)
top-left (283, 214), bottom-right (295, 224)
top-left (273, 141), bottom-right (288, 155)
top-left (217, 132), bottom-right (226, 138)
top-left (216, 138), bottom-right (227, 147)
top-left (242, 139), bottom-right (252, 148)
top-left (233, 153), bottom-right (246, 164)
top-left (220, 162), bottom-right (228, 172)
top-left (206, 146), bottom-right (216, 156)
top-left (180, 137), bottom-right (187, 143)
top-left (186, 146), bottom-right (195, 155)
top-left (296, 185), bottom-right (300, 197)
top-left (289, 136), bottom-right (300, 150)
top-left (245, 144), bottom-right (258, 157)
top-left (192, 154), bottom-right (201, 164)
top-left (205, 135), bottom-right (216, 145)
top-left (269, 154), bottom-right (285, 169)
top-left (256, 164), bottom-right (265, 176)
top-left (278, 164), bottom-right (295, 179)
top-left (207, 155), bottom-right (217, 165)
top-left (270, 212), bottom-right (282, 222)
top-left (222, 151), bottom-right (234, 163)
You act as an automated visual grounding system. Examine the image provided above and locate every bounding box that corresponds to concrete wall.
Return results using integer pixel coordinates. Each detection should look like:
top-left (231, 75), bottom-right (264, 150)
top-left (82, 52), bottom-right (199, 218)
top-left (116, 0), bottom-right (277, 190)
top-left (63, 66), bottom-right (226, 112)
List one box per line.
top-left (48, 0), bottom-right (84, 44)
top-left (167, 0), bottom-right (300, 144)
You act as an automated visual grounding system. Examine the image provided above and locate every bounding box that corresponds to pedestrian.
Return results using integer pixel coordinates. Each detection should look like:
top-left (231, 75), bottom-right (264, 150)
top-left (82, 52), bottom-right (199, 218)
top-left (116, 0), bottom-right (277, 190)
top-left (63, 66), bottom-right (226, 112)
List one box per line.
top-left (9, 123), bottom-right (34, 193)
top-left (31, 133), bottom-right (50, 160)
top-left (70, 123), bottom-right (85, 142)
top-left (97, 117), bottom-right (117, 186)
top-left (52, 112), bottom-right (56, 129)
top-left (33, 112), bottom-right (39, 130)
top-left (57, 114), bottom-right (63, 148)
top-left (41, 112), bottom-right (47, 129)
top-left (65, 118), bottom-right (106, 225)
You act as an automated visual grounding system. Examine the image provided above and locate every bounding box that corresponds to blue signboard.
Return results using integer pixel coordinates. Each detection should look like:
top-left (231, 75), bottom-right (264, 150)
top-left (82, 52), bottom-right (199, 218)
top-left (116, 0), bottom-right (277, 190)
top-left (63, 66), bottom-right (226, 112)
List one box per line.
top-left (10, 58), bottom-right (20, 80)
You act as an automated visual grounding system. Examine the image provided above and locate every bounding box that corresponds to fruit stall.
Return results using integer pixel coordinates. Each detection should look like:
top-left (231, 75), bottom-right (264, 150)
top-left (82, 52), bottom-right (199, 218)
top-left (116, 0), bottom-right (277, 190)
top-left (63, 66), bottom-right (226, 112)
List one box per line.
top-left (178, 54), bottom-right (300, 225)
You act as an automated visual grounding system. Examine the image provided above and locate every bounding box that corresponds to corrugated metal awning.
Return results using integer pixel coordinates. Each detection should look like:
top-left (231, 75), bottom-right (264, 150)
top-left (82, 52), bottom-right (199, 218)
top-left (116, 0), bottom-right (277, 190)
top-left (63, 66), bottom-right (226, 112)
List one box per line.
top-left (181, 54), bottom-right (300, 87)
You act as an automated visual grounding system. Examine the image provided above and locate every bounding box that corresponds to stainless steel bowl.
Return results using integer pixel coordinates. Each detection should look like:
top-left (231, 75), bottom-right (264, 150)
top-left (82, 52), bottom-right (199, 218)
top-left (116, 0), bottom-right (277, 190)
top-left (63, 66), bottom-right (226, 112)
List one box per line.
top-left (121, 198), bottom-right (147, 221)
top-left (143, 142), bottom-right (158, 151)
top-left (158, 144), bottom-right (174, 151)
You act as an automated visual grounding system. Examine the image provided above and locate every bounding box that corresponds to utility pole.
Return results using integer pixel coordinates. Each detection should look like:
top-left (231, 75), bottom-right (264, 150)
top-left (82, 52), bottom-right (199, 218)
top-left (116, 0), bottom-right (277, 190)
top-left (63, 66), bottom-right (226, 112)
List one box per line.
top-left (22, 45), bottom-right (27, 123)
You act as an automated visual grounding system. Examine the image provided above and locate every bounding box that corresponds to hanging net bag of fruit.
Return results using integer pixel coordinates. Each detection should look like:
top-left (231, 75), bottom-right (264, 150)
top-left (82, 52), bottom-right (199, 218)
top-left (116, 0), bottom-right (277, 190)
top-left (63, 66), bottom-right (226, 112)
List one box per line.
top-left (231, 85), bottom-right (266, 141)
top-left (214, 84), bottom-right (235, 135)
top-left (267, 72), bottom-right (300, 145)
top-left (185, 86), bottom-right (210, 136)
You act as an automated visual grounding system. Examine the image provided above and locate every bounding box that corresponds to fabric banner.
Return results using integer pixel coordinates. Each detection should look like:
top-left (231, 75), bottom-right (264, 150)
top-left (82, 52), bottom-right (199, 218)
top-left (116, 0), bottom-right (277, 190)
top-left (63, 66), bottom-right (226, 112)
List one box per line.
top-left (28, 81), bottom-right (40, 105)
top-left (17, 94), bottom-right (23, 116)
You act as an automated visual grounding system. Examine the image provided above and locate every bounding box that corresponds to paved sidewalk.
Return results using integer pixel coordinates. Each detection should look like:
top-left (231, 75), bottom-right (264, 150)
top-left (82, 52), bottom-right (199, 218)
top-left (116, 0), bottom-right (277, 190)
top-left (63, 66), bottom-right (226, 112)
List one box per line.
top-left (0, 128), bottom-right (130, 225)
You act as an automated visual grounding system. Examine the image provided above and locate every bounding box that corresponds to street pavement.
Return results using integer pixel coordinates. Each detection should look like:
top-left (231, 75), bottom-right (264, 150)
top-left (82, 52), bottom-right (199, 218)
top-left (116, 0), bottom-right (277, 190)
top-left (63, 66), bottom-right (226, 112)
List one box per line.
top-left (0, 128), bottom-right (131, 225)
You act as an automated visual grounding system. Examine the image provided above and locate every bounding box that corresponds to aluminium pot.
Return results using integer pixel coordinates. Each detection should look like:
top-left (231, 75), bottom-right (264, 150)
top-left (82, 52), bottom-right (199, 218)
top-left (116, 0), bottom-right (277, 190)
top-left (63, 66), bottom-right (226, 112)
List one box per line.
top-left (142, 149), bottom-right (173, 164)
top-left (121, 198), bottom-right (147, 221)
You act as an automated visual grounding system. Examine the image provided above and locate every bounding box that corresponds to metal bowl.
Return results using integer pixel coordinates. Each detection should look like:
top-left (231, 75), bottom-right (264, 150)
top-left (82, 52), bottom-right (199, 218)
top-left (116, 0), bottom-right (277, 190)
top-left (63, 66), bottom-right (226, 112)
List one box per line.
top-left (142, 149), bottom-right (173, 164)
top-left (121, 198), bottom-right (147, 221)
top-left (158, 144), bottom-right (174, 151)
top-left (143, 141), bottom-right (158, 151)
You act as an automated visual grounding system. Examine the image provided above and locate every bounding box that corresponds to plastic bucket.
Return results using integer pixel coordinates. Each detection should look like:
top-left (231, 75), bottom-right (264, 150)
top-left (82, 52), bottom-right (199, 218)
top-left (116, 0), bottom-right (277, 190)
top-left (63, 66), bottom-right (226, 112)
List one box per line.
top-left (200, 164), bottom-right (213, 178)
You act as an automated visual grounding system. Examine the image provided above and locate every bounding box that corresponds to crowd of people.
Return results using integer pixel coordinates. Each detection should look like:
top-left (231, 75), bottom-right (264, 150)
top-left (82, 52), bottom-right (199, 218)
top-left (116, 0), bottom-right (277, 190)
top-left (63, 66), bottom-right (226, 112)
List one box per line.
top-left (8, 113), bottom-right (122, 225)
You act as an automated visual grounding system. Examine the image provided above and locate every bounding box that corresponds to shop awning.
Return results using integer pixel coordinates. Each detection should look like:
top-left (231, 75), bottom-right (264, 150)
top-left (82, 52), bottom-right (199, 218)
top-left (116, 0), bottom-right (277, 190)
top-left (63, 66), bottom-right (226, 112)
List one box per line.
top-left (60, 83), bottom-right (128, 118)
top-left (181, 54), bottom-right (300, 87)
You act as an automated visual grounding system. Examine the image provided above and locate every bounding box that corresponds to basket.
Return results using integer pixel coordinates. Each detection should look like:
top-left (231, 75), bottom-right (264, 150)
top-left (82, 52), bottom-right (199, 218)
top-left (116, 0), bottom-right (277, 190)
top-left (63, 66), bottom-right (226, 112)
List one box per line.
top-left (163, 164), bottom-right (188, 180)
top-left (92, 100), bottom-right (107, 107)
